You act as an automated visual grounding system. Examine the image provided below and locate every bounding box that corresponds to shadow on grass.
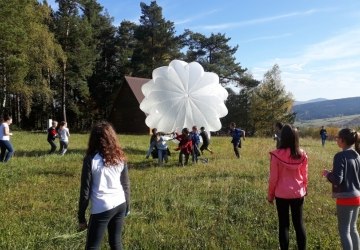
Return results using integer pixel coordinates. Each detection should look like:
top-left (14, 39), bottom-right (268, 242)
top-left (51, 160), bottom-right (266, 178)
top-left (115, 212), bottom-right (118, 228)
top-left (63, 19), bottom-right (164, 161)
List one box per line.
top-left (128, 159), bottom-right (182, 170)
top-left (15, 149), bottom-right (85, 157)
top-left (128, 160), bottom-right (158, 170)
top-left (123, 147), bottom-right (146, 156)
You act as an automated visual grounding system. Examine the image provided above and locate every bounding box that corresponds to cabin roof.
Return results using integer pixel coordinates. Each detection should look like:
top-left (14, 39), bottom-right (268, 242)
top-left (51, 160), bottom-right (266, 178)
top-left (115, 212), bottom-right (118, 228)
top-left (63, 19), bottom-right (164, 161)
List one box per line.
top-left (124, 76), bottom-right (150, 104)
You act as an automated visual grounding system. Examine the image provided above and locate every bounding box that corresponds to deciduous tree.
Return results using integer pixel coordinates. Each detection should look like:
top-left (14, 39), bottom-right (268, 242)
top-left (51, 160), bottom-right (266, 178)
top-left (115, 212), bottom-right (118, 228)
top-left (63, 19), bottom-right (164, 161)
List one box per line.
top-left (249, 64), bottom-right (295, 135)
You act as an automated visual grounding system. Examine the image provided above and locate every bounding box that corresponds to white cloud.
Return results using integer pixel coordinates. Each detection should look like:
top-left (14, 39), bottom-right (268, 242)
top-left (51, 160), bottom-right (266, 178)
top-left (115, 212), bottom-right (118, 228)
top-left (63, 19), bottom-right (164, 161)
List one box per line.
top-left (241, 33), bottom-right (292, 43)
top-left (174, 9), bottom-right (220, 25)
top-left (251, 27), bottom-right (360, 101)
top-left (193, 9), bottom-right (324, 30)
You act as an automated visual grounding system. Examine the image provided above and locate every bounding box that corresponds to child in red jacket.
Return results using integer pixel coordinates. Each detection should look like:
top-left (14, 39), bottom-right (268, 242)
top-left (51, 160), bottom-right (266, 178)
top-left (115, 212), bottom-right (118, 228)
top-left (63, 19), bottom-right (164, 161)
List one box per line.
top-left (175, 128), bottom-right (192, 166)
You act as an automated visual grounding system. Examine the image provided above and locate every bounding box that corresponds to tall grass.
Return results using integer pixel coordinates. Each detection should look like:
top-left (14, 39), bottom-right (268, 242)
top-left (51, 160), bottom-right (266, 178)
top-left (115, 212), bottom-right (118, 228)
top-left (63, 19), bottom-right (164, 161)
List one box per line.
top-left (0, 132), bottom-right (343, 249)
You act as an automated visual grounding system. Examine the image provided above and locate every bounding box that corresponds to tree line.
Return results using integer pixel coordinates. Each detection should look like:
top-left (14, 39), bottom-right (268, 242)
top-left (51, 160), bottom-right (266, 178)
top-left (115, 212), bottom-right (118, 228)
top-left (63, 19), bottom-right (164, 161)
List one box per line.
top-left (0, 0), bottom-right (294, 135)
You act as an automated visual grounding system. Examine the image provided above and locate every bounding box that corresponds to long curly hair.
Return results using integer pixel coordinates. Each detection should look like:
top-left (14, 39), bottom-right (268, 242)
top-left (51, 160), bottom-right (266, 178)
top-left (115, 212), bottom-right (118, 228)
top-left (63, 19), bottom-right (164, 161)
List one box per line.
top-left (86, 122), bottom-right (126, 166)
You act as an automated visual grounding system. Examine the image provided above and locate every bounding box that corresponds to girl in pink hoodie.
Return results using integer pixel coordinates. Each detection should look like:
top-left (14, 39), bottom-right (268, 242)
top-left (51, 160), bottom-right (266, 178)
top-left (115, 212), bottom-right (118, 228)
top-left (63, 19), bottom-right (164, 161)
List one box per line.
top-left (267, 124), bottom-right (308, 250)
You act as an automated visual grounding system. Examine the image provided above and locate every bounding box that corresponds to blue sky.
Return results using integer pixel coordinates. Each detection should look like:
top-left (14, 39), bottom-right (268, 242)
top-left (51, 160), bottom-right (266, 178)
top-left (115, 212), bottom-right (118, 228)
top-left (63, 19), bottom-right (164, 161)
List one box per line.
top-left (48, 0), bottom-right (360, 101)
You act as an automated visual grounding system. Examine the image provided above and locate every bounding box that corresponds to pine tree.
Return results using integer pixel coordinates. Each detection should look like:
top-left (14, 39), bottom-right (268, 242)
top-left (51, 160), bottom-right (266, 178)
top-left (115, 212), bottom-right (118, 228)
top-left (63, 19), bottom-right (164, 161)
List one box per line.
top-left (183, 31), bottom-right (248, 87)
top-left (131, 1), bottom-right (182, 77)
top-left (86, 4), bottom-right (120, 119)
top-left (53, 0), bottom-right (98, 124)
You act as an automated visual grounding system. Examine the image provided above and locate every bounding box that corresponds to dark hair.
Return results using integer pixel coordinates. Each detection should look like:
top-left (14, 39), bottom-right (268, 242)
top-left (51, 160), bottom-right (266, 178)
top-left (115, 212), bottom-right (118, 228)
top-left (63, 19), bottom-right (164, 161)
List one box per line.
top-left (192, 126), bottom-right (197, 130)
top-left (230, 122), bottom-right (236, 127)
top-left (279, 124), bottom-right (302, 159)
top-left (59, 121), bottom-right (66, 127)
top-left (338, 128), bottom-right (360, 154)
top-left (275, 122), bottom-right (283, 130)
top-left (152, 128), bottom-right (157, 134)
top-left (200, 127), bottom-right (205, 130)
top-left (182, 128), bottom-right (189, 135)
top-left (86, 122), bottom-right (126, 166)
top-left (3, 114), bottom-right (11, 122)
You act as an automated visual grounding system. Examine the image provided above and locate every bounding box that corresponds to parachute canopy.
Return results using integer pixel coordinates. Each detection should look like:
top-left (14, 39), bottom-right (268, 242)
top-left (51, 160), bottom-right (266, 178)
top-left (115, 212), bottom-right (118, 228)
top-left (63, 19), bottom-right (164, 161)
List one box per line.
top-left (140, 60), bottom-right (228, 132)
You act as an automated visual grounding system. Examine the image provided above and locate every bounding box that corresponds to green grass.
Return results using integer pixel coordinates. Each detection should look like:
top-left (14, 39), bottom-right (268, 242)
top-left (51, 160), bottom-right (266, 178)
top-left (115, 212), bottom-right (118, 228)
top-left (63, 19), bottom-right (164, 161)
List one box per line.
top-left (0, 132), bottom-right (343, 249)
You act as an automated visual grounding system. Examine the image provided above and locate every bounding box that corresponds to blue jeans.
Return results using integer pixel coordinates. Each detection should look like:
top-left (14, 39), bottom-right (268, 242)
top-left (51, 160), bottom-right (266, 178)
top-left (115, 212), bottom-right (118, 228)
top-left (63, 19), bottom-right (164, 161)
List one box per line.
top-left (192, 144), bottom-right (200, 163)
top-left (0, 140), bottom-right (14, 162)
top-left (321, 136), bottom-right (326, 146)
top-left (86, 202), bottom-right (126, 250)
top-left (337, 205), bottom-right (360, 250)
top-left (157, 149), bottom-right (168, 164)
top-left (59, 141), bottom-right (68, 155)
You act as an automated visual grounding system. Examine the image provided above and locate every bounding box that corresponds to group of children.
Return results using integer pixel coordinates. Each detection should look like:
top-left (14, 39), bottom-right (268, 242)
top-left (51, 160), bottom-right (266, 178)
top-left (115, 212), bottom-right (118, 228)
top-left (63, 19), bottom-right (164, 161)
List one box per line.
top-left (47, 120), bottom-right (70, 155)
top-left (146, 126), bottom-right (213, 166)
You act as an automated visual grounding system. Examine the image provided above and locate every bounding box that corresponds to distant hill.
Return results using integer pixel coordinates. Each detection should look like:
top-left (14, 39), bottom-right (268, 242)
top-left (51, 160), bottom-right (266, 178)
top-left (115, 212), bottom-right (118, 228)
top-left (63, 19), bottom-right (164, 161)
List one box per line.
top-left (293, 98), bottom-right (327, 106)
top-left (293, 96), bottom-right (360, 121)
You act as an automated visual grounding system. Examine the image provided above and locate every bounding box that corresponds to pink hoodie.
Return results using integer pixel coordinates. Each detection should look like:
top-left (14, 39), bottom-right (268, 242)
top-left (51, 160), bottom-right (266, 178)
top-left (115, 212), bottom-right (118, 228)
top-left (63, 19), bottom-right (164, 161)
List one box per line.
top-left (267, 148), bottom-right (308, 202)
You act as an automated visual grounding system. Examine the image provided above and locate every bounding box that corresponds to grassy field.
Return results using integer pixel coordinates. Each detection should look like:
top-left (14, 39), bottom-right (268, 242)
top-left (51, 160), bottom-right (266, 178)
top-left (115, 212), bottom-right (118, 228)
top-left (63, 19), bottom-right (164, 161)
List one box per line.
top-left (0, 132), bottom-right (344, 249)
top-left (295, 114), bottom-right (360, 128)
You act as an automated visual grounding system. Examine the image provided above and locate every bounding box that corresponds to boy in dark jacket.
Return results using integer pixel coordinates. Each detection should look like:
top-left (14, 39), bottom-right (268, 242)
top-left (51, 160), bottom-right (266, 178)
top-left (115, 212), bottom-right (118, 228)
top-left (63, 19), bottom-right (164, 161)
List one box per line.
top-left (229, 122), bottom-right (245, 158)
top-left (47, 120), bottom-right (58, 154)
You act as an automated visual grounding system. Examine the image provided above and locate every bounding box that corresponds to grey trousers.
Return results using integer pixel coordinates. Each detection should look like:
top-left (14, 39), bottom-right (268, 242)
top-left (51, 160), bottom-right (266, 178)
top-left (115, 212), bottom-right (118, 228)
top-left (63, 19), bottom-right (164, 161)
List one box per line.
top-left (337, 205), bottom-right (360, 250)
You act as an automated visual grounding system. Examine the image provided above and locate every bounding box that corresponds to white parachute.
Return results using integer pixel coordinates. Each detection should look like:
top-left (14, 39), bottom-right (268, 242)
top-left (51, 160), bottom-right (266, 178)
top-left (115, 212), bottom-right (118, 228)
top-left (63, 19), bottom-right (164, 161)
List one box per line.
top-left (139, 60), bottom-right (228, 133)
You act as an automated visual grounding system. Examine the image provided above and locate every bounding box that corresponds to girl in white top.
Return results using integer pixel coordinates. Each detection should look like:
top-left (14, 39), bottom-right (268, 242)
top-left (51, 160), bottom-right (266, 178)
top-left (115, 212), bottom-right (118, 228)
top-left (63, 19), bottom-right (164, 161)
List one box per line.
top-left (0, 115), bottom-right (14, 162)
top-left (58, 121), bottom-right (70, 155)
top-left (78, 121), bottom-right (130, 249)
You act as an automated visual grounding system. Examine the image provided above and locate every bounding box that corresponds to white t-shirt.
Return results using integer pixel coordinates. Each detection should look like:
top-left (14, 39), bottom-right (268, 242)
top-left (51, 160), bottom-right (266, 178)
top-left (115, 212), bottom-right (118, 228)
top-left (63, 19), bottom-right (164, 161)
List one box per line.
top-left (0, 123), bottom-right (10, 141)
top-left (59, 127), bottom-right (70, 142)
top-left (90, 153), bottom-right (126, 214)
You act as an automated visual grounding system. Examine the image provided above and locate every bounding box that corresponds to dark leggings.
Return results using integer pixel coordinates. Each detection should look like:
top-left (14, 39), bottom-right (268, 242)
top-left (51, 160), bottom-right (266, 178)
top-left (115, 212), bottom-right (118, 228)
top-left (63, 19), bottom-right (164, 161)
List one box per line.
top-left (86, 202), bottom-right (126, 250)
top-left (276, 197), bottom-right (306, 250)
top-left (179, 151), bottom-right (189, 166)
top-left (232, 142), bottom-right (240, 158)
top-left (47, 139), bottom-right (57, 153)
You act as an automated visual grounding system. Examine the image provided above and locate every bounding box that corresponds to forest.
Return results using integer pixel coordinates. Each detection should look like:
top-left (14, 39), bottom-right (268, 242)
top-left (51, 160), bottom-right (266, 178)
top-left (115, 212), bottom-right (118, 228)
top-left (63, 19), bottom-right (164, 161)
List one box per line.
top-left (0, 0), bottom-right (294, 135)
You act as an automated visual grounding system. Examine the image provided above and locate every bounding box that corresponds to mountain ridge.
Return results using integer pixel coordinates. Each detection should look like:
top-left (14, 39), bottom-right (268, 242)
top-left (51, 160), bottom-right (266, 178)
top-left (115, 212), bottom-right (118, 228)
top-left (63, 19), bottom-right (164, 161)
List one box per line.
top-left (293, 98), bottom-right (328, 106)
top-left (292, 96), bottom-right (360, 121)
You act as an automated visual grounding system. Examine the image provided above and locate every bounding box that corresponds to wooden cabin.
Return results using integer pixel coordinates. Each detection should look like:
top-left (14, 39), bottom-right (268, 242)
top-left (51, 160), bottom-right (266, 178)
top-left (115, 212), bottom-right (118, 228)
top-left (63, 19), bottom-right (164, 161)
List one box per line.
top-left (109, 76), bottom-right (150, 134)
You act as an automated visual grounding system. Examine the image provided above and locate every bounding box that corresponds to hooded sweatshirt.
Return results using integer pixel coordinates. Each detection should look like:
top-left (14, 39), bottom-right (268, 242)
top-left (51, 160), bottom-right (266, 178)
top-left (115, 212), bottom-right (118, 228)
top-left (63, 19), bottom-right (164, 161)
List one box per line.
top-left (326, 148), bottom-right (360, 199)
top-left (268, 148), bottom-right (308, 201)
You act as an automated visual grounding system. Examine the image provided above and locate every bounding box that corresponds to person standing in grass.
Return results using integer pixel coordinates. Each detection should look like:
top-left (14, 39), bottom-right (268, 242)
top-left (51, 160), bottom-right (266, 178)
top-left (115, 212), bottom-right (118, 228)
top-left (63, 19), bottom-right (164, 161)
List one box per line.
top-left (323, 128), bottom-right (360, 250)
top-left (229, 122), bottom-right (245, 158)
top-left (47, 120), bottom-right (58, 154)
top-left (145, 128), bottom-right (158, 159)
top-left (155, 132), bottom-right (170, 165)
top-left (199, 126), bottom-right (213, 155)
top-left (58, 121), bottom-right (70, 155)
top-left (175, 128), bottom-right (192, 166)
top-left (190, 126), bottom-right (201, 163)
top-left (320, 126), bottom-right (328, 147)
top-left (0, 114), bottom-right (14, 162)
top-left (78, 121), bottom-right (130, 250)
top-left (267, 124), bottom-right (308, 250)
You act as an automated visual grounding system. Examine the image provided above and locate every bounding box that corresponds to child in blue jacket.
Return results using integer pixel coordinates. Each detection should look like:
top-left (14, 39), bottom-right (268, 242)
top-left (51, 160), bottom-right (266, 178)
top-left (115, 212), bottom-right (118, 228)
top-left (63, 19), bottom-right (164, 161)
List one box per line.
top-left (229, 122), bottom-right (245, 158)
